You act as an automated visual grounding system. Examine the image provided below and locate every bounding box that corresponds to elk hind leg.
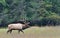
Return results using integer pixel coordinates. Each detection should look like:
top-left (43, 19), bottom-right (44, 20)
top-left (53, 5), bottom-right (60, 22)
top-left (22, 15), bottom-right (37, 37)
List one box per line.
top-left (7, 29), bottom-right (12, 34)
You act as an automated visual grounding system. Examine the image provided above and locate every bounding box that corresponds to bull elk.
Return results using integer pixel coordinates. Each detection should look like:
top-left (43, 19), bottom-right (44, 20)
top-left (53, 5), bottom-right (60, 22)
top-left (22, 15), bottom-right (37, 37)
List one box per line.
top-left (7, 22), bottom-right (30, 33)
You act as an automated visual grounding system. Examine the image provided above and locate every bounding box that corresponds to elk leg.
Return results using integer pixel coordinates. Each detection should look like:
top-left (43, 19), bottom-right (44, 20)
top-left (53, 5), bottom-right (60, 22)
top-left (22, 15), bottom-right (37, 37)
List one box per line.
top-left (20, 30), bottom-right (24, 33)
top-left (7, 30), bottom-right (10, 33)
top-left (10, 30), bottom-right (12, 33)
top-left (7, 29), bottom-right (12, 34)
top-left (18, 30), bottom-right (20, 33)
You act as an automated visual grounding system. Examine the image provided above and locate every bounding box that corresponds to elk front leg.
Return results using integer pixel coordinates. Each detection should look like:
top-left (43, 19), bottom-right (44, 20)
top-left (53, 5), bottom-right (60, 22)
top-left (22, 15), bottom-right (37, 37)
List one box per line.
top-left (18, 30), bottom-right (20, 33)
top-left (18, 29), bottom-right (24, 33)
top-left (20, 30), bottom-right (24, 33)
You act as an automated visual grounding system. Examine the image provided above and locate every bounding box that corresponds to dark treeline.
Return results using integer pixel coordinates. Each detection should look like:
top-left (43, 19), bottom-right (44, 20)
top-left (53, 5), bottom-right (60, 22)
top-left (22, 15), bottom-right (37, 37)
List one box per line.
top-left (0, 0), bottom-right (60, 27)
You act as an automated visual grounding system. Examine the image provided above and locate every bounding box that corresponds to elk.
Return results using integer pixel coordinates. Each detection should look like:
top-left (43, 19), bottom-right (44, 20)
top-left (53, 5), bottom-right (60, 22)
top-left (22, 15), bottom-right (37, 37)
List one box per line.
top-left (7, 22), bottom-right (30, 33)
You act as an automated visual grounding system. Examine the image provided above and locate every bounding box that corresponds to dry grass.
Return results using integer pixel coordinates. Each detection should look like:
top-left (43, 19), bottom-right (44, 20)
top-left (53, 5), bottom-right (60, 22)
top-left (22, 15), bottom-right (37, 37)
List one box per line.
top-left (0, 26), bottom-right (60, 38)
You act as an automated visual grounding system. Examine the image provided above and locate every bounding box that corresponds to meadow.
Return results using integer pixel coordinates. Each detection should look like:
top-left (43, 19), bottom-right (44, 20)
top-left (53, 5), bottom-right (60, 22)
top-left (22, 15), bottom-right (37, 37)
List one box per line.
top-left (0, 26), bottom-right (60, 38)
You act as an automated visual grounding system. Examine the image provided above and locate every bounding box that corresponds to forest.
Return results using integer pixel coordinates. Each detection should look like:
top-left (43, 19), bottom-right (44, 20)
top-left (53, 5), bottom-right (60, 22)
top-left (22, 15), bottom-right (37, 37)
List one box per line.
top-left (0, 0), bottom-right (60, 27)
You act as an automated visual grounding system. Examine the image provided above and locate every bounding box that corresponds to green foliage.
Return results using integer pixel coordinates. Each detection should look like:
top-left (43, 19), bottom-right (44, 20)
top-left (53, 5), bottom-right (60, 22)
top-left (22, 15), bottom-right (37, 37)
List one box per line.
top-left (0, 0), bottom-right (6, 6)
top-left (0, 0), bottom-right (60, 27)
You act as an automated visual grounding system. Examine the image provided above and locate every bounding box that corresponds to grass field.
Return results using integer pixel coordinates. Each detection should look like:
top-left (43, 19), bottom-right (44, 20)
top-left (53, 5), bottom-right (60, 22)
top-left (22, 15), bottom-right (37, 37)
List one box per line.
top-left (0, 26), bottom-right (60, 38)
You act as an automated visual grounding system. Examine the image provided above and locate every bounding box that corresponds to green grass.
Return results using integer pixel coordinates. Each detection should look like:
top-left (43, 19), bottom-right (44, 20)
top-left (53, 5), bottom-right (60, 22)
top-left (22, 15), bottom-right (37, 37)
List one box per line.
top-left (0, 26), bottom-right (60, 38)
